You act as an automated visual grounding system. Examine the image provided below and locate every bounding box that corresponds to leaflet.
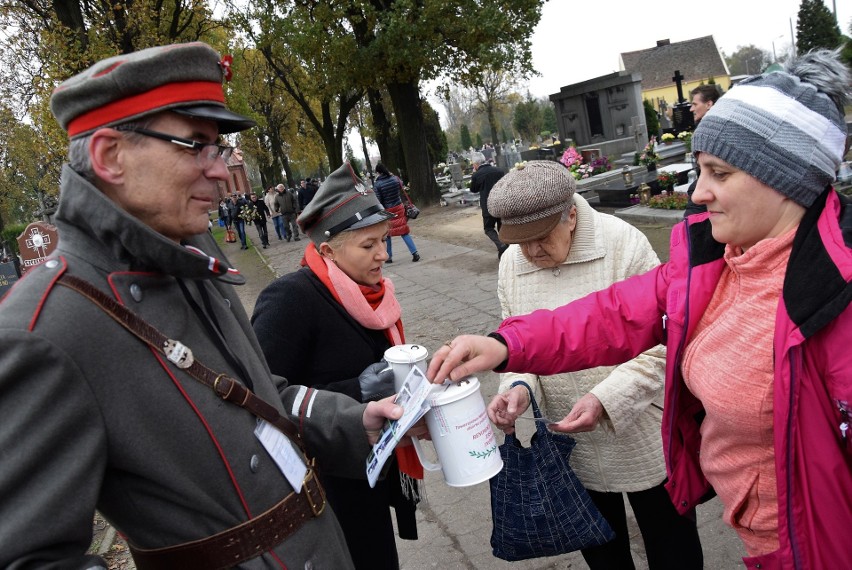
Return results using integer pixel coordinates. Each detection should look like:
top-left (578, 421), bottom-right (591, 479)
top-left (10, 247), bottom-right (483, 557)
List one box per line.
top-left (366, 366), bottom-right (432, 488)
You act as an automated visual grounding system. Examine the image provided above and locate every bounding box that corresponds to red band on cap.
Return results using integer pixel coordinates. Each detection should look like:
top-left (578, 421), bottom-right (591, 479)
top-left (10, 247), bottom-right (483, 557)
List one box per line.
top-left (66, 81), bottom-right (226, 137)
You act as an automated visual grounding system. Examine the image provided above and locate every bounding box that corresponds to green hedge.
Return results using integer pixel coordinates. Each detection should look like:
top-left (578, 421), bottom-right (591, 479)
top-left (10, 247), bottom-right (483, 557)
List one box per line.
top-left (1, 224), bottom-right (27, 256)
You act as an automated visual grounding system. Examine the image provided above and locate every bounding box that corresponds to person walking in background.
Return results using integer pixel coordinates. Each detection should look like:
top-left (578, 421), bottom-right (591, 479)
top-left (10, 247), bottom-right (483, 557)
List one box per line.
top-left (373, 163), bottom-right (419, 263)
top-left (428, 51), bottom-right (852, 569)
top-left (485, 160), bottom-right (702, 569)
top-left (217, 198), bottom-right (230, 229)
top-left (298, 178), bottom-right (319, 211)
top-left (275, 183), bottom-right (301, 242)
top-left (265, 185), bottom-right (284, 240)
top-left (470, 158), bottom-right (508, 258)
top-left (252, 163), bottom-right (422, 569)
top-left (228, 192), bottom-right (248, 249)
top-left (683, 84), bottom-right (721, 218)
top-left (0, 41), bottom-right (416, 569)
top-left (247, 192), bottom-right (271, 248)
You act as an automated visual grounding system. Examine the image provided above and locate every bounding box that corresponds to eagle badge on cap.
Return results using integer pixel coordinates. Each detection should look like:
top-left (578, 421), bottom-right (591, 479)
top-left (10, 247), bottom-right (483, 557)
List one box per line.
top-left (219, 55), bottom-right (233, 81)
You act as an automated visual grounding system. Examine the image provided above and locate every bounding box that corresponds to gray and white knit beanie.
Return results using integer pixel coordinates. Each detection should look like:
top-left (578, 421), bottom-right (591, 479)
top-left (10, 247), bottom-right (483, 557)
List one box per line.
top-left (692, 49), bottom-right (849, 207)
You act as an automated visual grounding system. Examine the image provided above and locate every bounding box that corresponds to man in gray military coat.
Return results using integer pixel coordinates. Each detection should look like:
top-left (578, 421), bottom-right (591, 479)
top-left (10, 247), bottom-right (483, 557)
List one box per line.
top-left (0, 42), bottom-right (409, 568)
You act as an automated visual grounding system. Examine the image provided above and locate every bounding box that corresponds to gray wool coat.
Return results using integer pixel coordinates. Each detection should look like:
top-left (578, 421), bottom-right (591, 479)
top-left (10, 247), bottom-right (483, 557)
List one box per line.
top-left (0, 166), bottom-right (371, 569)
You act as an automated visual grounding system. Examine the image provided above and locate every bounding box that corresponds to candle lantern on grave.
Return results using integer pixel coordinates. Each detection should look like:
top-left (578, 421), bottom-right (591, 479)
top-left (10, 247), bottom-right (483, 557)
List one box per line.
top-left (639, 183), bottom-right (652, 206)
top-left (622, 165), bottom-right (634, 186)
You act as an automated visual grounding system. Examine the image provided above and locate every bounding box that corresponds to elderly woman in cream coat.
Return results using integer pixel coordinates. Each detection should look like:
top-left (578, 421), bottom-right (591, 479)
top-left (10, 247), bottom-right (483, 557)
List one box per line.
top-left (486, 161), bottom-right (703, 569)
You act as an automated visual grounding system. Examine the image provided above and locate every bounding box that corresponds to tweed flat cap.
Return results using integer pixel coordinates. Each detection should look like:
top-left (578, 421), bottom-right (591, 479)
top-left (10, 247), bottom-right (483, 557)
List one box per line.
top-left (692, 50), bottom-right (848, 207)
top-left (297, 162), bottom-right (394, 245)
top-left (487, 160), bottom-right (576, 243)
top-left (50, 42), bottom-right (256, 138)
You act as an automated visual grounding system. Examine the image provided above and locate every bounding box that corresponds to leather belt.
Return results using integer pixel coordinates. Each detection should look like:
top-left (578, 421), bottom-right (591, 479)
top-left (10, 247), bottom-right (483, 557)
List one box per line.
top-left (130, 466), bottom-right (326, 570)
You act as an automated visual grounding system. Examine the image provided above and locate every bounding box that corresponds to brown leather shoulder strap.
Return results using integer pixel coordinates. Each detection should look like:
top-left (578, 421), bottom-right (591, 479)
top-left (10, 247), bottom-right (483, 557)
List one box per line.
top-left (57, 273), bottom-right (304, 451)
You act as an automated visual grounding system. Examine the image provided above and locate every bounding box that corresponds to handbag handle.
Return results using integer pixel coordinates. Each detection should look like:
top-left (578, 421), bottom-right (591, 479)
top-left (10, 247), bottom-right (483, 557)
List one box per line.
top-left (400, 184), bottom-right (415, 207)
top-left (509, 380), bottom-right (551, 439)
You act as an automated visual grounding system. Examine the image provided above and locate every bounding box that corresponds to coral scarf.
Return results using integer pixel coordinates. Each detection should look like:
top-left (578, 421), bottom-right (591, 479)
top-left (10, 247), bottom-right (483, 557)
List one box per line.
top-left (303, 245), bottom-right (423, 479)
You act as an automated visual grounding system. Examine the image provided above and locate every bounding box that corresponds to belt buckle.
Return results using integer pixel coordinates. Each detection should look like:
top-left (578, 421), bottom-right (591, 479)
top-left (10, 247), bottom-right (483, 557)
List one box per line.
top-left (303, 461), bottom-right (326, 516)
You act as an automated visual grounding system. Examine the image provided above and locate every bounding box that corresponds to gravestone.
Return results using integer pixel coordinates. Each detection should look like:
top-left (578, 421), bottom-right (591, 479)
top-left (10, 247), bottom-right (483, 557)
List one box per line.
top-left (672, 103), bottom-right (694, 133)
top-left (448, 163), bottom-right (464, 190)
top-left (631, 116), bottom-right (646, 154)
top-left (0, 261), bottom-right (19, 298)
top-left (17, 221), bottom-right (59, 274)
top-left (659, 100), bottom-right (673, 130)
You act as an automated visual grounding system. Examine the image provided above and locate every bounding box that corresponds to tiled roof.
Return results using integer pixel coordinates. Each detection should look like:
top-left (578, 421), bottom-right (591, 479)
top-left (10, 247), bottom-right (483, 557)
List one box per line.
top-left (620, 36), bottom-right (729, 90)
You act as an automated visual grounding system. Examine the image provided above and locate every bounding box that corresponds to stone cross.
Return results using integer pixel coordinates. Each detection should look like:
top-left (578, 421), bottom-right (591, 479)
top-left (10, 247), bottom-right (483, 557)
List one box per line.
top-left (630, 116), bottom-right (646, 153)
top-left (672, 70), bottom-right (686, 103)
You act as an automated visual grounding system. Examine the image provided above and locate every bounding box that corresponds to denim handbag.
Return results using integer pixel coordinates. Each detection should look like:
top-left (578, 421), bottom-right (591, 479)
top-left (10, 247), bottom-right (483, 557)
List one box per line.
top-left (489, 381), bottom-right (615, 561)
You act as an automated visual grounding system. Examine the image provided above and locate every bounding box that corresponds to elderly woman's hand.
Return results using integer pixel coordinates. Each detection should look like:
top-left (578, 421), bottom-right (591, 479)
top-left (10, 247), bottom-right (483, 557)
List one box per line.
top-left (548, 393), bottom-right (604, 434)
top-left (486, 385), bottom-right (531, 435)
top-left (426, 335), bottom-right (508, 384)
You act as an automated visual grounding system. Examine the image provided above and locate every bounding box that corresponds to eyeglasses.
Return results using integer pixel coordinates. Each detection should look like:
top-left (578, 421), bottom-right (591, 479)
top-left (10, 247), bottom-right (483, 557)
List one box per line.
top-left (119, 127), bottom-right (234, 169)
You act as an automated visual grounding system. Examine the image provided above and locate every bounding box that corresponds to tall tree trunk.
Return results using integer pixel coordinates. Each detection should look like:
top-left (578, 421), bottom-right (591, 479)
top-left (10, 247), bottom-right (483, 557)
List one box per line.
top-left (51, 0), bottom-right (88, 51)
top-left (320, 102), bottom-right (344, 169)
top-left (359, 129), bottom-right (372, 180)
top-left (486, 104), bottom-right (501, 158)
top-left (385, 81), bottom-right (439, 204)
top-left (367, 89), bottom-right (402, 175)
top-left (281, 154), bottom-right (294, 188)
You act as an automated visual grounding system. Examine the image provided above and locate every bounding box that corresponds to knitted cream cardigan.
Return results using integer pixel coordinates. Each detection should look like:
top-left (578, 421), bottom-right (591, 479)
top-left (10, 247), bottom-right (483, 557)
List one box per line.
top-left (497, 194), bottom-right (667, 492)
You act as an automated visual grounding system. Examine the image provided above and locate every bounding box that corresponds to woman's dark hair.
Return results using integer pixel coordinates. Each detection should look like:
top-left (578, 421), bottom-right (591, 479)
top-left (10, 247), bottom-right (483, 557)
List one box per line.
top-left (375, 163), bottom-right (390, 176)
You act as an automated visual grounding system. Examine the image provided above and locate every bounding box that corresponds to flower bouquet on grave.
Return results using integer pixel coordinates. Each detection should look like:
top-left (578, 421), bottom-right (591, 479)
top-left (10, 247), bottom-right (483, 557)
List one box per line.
top-left (639, 136), bottom-right (660, 169)
top-left (656, 170), bottom-right (678, 191)
top-left (560, 147), bottom-right (613, 181)
top-left (678, 131), bottom-right (692, 153)
top-left (589, 156), bottom-right (612, 176)
top-left (648, 192), bottom-right (689, 210)
top-left (559, 147), bottom-right (582, 169)
top-left (661, 133), bottom-right (675, 145)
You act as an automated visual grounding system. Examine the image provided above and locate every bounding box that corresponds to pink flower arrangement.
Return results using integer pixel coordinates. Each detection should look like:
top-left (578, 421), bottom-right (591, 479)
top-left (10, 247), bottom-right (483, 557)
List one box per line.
top-left (559, 147), bottom-right (582, 169)
top-left (559, 147), bottom-right (612, 181)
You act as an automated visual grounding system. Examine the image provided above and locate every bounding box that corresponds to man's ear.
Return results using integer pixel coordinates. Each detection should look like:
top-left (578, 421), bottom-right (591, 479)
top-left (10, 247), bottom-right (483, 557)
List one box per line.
top-left (89, 128), bottom-right (126, 185)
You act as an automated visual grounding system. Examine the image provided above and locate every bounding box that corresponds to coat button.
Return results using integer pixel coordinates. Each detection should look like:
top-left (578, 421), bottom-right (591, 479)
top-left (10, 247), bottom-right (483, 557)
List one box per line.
top-left (224, 298), bottom-right (231, 308)
top-left (129, 283), bottom-right (143, 302)
top-left (681, 500), bottom-right (688, 507)
top-left (250, 454), bottom-right (260, 473)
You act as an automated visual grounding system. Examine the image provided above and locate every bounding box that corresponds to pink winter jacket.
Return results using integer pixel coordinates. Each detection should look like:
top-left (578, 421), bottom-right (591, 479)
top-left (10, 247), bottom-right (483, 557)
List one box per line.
top-left (495, 188), bottom-right (852, 569)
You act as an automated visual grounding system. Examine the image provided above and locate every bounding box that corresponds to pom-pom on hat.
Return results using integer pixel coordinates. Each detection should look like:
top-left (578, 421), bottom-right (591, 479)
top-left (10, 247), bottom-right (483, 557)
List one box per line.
top-left (50, 42), bottom-right (256, 139)
top-left (487, 160), bottom-right (576, 243)
top-left (298, 162), bottom-right (395, 245)
top-left (692, 49), bottom-right (849, 208)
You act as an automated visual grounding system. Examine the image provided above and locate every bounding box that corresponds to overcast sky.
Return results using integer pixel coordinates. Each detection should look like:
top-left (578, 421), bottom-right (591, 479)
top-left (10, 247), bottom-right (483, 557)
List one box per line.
top-left (525, 0), bottom-right (850, 99)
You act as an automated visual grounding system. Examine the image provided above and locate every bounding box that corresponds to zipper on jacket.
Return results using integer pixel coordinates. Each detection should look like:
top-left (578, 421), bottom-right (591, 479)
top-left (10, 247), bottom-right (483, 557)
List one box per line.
top-left (838, 399), bottom-right (850, 448)
top-left (666, 222), bottom-right (693, 480)
top-left (786, 348), bottom-right (803, 569)
top-left (662, 314), bottom-right (668, 344)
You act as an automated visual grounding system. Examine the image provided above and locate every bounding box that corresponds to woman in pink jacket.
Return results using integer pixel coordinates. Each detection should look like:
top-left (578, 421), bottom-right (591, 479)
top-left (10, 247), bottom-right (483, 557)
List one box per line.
top-left (428, 50), bottom-right (851, 569)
